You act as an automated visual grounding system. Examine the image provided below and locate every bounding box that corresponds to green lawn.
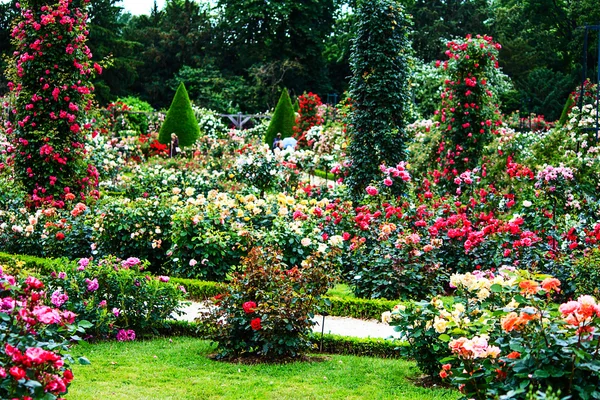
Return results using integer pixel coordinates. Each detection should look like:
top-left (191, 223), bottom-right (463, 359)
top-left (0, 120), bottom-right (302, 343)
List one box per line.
top-left (68, 337), bottom-right (457, 400)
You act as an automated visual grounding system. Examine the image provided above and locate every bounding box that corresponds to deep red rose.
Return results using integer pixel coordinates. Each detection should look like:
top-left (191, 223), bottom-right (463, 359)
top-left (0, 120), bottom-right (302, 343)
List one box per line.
top-left (243, 301), bottom-right (257, 314)
top-left (55, 232), bottom-right (65, 241)
top-left (250, 317), bottom-right (261, 331)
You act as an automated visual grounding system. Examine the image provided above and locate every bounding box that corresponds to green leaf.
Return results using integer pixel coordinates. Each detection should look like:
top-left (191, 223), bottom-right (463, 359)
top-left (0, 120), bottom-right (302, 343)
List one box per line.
top-left (78, 320), bottom-right (93, 329)
top-left (490, 284), bottom-right (503, 293)
top-left (533, 369), bottom-right (549, 378)
top-left (78, 356), bottom-right (91, 365)
top-left (438, 334), bottom-right (451, 342)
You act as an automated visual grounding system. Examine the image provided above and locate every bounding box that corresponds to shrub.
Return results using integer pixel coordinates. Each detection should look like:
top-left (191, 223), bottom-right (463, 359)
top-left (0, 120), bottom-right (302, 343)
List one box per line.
top-left (45, 256), bottom-right (186, 339)
top-left (168, 197), bottom-right (251, 281)
top-left (0, 266), bottom-right (90, 399)
top-left (573, 248), bottom-right (600, 298)
top-left (115, 96), bottom-right (155, 135)
top-left (5, 0), bottom-right (100, 207)
top-left (389, 269), bottom-right (600, 398)
top-left (158, 82), bottom-right (200, 147)
top-left (192, 106), bottom-right (229, 139)
top-left (0, 201), bottom-right (94, 259)
top-left (94, 195), bottom-right (174, 274)
top-left (293, 92), bottom-right (324, 147)
top-left (442, 282), bottom-right (599, 399)
top-left (264, 88), bottom-right (295, 147)
top-left (345, 0), bottom-right (411, 198)
top-left (200, 247), bottom-right (335, 359)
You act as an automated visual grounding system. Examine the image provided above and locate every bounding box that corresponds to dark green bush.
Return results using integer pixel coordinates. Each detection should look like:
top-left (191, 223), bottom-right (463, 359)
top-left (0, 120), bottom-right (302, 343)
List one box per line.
top-left (116, 96), bottom-right (155, 134)
top-left (346, 0), bottom-right (411, 197)
top-left (159, 82), bottom-right (200, 147)
top-left (265, 88), bottom-right (295, 146)
top-left (573, 248), bottom-right (600, 298)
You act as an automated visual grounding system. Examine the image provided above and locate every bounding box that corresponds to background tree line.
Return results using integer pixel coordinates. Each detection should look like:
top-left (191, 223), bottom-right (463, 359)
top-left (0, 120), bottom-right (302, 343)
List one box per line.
top-left (1, 0), bottom-right (599, 120)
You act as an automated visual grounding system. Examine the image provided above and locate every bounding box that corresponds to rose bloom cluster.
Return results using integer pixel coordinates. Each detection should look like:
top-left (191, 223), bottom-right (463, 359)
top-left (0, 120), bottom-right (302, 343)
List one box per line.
top-left (0, 268), bottom-right (78, 399)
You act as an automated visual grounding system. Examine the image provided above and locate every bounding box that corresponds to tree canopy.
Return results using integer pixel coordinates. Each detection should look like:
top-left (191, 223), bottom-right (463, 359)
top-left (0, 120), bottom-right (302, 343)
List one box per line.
top-left (1, 0), bottom-right (599, 119)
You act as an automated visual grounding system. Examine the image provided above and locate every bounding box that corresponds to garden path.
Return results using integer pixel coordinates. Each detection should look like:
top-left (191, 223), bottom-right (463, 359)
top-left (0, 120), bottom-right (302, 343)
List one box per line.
top-left (175, 302), bottom-right (400, 339)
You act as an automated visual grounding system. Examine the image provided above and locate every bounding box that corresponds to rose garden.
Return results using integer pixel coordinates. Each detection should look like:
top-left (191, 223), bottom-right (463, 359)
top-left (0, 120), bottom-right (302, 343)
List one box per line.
top-left (0, 0), bottom-right (599, 399)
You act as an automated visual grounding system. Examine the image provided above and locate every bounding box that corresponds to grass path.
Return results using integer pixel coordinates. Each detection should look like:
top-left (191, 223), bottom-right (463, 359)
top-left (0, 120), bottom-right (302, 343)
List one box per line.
top-left (68, 337), bottom-right (457, 400)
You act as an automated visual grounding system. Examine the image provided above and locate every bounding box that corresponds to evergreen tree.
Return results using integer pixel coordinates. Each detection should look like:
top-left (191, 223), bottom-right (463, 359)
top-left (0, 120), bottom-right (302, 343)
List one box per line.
top-left (159, 82), bottom-right (200, 147)
top-left (346, 0), bottom-right (411, 197)
top-left (265, 89), bottom-right (295, 147)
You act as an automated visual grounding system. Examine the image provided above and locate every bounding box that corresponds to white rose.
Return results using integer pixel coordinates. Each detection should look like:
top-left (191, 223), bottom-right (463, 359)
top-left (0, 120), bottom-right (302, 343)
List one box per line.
top-left (522, 200), bottom-right (532, 207)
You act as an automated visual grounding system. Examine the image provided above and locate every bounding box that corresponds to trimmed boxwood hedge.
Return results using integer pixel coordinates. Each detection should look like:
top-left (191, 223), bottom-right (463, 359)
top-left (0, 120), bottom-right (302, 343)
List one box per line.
top-left (0, 252), bottom-right (71, 275)
top-left (156, 320), bottom-right (404, 358)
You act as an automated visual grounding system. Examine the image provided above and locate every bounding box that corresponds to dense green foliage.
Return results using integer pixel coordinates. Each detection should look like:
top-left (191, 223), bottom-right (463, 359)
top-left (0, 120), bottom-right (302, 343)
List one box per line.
top-left (264, 88), bottom-right (296, 146)
top-left (158, 82), bottom-right (200, 147)
top-left (346, 0), bottom-right (411, 197)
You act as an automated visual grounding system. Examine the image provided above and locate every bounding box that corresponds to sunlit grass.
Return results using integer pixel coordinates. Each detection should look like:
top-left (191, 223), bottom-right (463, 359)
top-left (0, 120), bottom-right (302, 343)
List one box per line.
top-left (68, 337), bottom-right (457, 400)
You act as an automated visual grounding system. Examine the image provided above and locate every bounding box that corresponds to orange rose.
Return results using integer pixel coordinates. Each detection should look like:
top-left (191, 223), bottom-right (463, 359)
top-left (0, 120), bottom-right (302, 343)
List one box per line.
top-left (541, 277), bottom-right (561, 293)
top-left (519, 280), bottom-right (539, 295)
top-left (501, 312), bottom-right (519, 332)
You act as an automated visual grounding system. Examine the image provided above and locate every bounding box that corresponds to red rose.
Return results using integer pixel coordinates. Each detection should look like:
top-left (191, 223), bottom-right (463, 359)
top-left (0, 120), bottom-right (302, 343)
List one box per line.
top-left (9, 366), bottom-right (26, 380)
top-left (250, 317), bottom-right (261, 331)
top-left (243, 301), bottom-right (257, 314)
top-left (56, 232), bottom-right (65, 241)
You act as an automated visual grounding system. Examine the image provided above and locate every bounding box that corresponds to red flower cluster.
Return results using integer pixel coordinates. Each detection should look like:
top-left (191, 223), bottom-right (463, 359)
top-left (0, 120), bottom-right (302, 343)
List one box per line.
top-left (6, 0), bottom-right (101, 208)
top-left (293, 92), bottom-right (323, 147)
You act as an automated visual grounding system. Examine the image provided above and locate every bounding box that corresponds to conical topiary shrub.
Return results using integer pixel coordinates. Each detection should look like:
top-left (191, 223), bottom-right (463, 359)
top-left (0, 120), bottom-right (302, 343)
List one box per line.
top-left (159, 82), bottom-right (200, 147)
top-left (265, 88), bottom-right (295, 146)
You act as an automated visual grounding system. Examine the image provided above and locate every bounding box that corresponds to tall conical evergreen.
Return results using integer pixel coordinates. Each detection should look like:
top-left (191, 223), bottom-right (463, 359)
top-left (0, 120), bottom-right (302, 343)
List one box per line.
top-left (159, 82), bottom-right (200, 147)
top-left (265, 88), bottom-right (295, 146)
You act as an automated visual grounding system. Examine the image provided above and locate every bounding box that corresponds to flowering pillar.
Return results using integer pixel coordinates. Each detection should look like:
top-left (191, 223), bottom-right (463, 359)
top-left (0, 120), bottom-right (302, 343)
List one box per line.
top-left (4, 0), bottom-right (100, 208)
top-left (434, 35), bottom-right (503, 184)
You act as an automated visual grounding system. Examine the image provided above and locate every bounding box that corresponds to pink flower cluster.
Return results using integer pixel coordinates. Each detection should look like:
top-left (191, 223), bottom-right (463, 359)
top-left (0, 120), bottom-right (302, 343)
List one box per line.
top-left (449, 335), bottom-right (501, 360)
top-left (116, 329), bottom-right (136, 342)
top-left (0, 268), bottom-right (78, 397)
top-left (535, 164), bottom-right (575, 190)
top-left (559, 296), bottom-right (600, 335)
top-left (380, 162), bottom-right (411, 187)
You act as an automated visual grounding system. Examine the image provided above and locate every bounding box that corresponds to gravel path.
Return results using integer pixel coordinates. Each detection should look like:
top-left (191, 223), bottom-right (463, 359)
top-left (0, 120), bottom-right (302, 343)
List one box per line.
top-left (175, 302), bottom-right (400, 340)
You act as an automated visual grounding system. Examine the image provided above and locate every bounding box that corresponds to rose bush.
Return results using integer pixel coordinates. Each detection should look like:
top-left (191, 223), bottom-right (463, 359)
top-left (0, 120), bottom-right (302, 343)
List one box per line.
top-left (0, 266), bottom-right (90, 399)
top-left (200, 247), bottom-right (336, 359)
top-left (44, 256), bottom-right (186, 339)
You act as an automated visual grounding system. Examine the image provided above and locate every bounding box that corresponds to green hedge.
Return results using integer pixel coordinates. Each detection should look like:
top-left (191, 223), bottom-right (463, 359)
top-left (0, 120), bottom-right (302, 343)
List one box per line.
top-left (170, 278), bottom-right (225, 300)
top-left (0, 253), bottom-right (402, 320)
top-left (156, 320), bottom-right (404, 358)
top-left (312, 169), bottom-right (337, 182)
top-left (0, 252), bottom-right (72, 275)
top-left (324, 296), bottom-right (401, 320)
top-left (316, 333), bottom-right (405, 358)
